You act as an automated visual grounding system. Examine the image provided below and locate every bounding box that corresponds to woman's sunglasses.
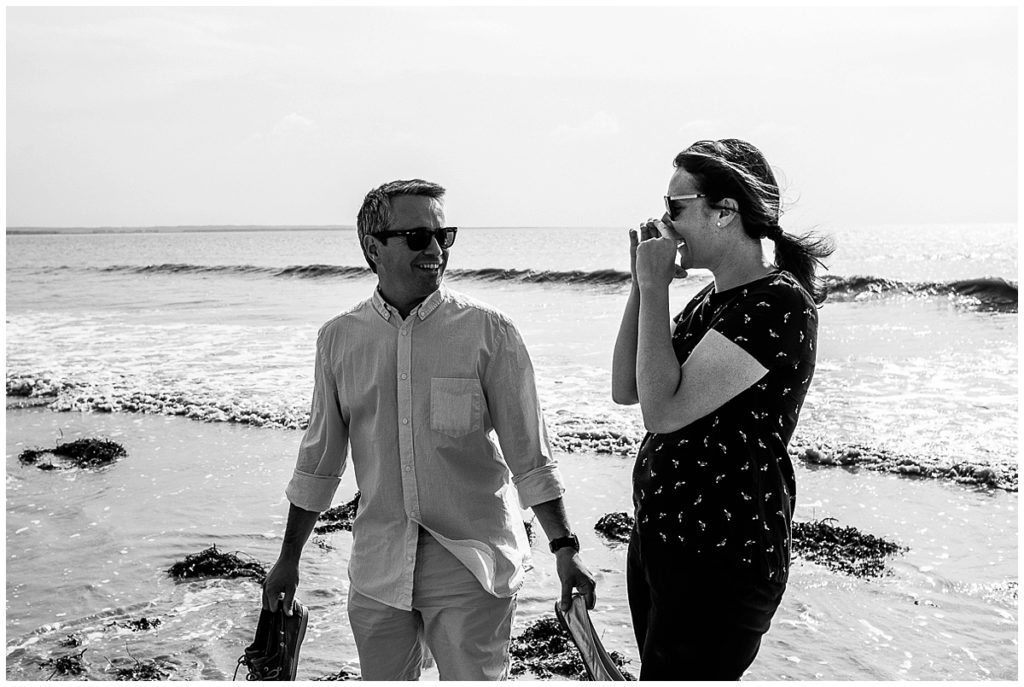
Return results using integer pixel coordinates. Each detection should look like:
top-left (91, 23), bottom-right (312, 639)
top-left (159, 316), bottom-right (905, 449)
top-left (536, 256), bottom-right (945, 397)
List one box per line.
top-left (664, 193), bottom-right (706, 219)
top-left (375, 227), bottom-right (458, 251)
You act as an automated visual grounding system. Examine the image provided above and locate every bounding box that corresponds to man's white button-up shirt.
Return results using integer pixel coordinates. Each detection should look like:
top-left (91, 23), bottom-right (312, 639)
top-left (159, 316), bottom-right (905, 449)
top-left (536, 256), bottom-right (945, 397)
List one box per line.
top-left (286, 285), bottom-right (565, 610)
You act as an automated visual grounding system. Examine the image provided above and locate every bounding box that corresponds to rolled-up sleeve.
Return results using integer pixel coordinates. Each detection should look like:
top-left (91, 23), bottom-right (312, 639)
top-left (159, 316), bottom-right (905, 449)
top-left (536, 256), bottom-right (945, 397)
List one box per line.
top-left (485, 320), bottom-right (565, 508)
top-left (285, 329), bottom-right (349, 512)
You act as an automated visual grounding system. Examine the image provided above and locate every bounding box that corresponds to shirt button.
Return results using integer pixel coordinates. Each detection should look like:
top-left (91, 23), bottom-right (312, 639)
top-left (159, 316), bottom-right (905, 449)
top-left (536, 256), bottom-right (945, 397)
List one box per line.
top-left (404, 465), bottom-right (412, 472)
top-left (402, 418), bottom-right (409, 425)
top-left (401, 330), bottom-right (409, 336)
top-left (400, 373), bottom-right (408, 380)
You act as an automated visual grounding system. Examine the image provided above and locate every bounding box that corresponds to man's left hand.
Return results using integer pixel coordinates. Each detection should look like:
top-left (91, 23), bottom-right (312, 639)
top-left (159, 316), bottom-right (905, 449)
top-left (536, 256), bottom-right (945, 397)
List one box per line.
top-left (555, 549), bottom-right (597, 611)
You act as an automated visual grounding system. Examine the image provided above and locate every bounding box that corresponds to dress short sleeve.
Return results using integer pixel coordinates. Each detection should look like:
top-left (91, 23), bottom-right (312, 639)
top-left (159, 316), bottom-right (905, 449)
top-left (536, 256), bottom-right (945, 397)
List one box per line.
top-left (712, 278), bottom-right (814, 370)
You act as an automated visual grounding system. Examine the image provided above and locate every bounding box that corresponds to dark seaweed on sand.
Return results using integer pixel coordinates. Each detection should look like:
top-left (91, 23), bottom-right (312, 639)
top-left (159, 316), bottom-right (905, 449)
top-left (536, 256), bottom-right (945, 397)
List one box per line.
top-left (125, 617), bottom-right (161, 632)
top-left (18, 437), bottom-right (127, 469)
top-left (41, 648), bottom-right (88, 678)
top-left (106, 645), bottom-right (172, 681)
top-left (58, 633), bottom-right (83, 648)
top-left (104, 618), bottom-right (162, 634)
top-left (167, 545), bottom-right (267, 582)
top-left (792, 518), bottom-right (908, 578)
top-left (510, 616), bottom-right (635, 680)
top-left (112, 661), bottom-right (170, 681)
top-left (315, 492), bottom-right (360, 534)
top-left (104, 617), bottom-right (163, 632)
top-left (594, 512), bottom-right (634, 543)
top-left (314, 666), bottom-right (361, 680)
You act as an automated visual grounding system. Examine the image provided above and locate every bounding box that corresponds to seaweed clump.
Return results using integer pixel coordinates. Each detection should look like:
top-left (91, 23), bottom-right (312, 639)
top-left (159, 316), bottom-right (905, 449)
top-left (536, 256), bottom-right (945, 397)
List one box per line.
top-left (106, 646), bottom-right (173, 681)
top-left (792, 518), bottom-right (908, 578)
top-left (103, 616), bottom-right (162, 633)
top-left (510, 616), bottom-right (584, 679)
top-left (58, 633), bottom-right (83, 648)
top-left (167, 545), bottom-right (267, 582)
top-left (509, 616), bottom-right (634, 680)
top-left (40, 649), bottom-right (88, 678)
top-left (314, 666), bottom-right (361, 680)
top-left (18, 438), bottom-right (127, 469)
top-left (112, 660), bottom-right (170, 681)
top-left (126, 617), bottom-right (162, 632)
top-left (123, 618), bottom-right (161, 634)
top-left (594, 512), bottom-right (634, 544)
top-left (315, 492), bottom-right (360, 534)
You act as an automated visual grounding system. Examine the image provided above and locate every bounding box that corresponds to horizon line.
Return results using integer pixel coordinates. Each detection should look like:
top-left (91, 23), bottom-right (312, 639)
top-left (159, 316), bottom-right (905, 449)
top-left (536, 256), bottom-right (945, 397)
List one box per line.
top-left (7, 220), bottom-right (1018, 236)
top-left (5, 224), bottom-right (626, 235)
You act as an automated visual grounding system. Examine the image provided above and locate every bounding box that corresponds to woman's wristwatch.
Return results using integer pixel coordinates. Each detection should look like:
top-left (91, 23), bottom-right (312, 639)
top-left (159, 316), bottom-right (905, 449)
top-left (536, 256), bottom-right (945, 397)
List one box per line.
top-left (549, 533), bottom-right (580, 553)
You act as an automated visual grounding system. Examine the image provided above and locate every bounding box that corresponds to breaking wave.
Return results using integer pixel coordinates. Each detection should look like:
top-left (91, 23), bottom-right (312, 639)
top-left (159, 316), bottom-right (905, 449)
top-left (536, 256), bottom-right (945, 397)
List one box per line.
top-left (821, 275), bottom-right (1017, 312)
top-left (49, 264), bottom-right (1017, 310)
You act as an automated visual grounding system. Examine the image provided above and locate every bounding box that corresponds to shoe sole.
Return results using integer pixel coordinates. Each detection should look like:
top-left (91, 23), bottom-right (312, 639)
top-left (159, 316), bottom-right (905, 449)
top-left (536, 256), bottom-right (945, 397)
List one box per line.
top-left (555, 596), bottom-right (625, 681)
top-left (286, 601), bottom-right (309, 681)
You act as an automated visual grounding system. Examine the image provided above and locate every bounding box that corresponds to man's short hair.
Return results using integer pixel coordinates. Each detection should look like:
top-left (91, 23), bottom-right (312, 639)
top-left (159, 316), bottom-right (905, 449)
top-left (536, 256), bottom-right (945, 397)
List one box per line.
top-left (356, 179), bottom-right (446, 273)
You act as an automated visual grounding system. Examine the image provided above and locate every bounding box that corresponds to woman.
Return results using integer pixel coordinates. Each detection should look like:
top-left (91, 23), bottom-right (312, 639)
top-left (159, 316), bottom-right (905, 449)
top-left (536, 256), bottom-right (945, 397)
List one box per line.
top-left (612, 139), bottom-right (833, 680)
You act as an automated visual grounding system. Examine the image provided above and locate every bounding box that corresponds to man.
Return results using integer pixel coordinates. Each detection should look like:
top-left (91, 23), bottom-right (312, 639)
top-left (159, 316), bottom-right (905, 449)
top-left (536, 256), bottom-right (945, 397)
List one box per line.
top-left (263, 179), bottom-right (596, 680)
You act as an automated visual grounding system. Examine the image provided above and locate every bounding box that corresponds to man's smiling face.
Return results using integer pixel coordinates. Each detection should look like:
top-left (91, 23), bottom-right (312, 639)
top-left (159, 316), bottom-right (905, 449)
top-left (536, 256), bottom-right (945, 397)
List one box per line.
top-left (370, 194), bottom-right (448, 305)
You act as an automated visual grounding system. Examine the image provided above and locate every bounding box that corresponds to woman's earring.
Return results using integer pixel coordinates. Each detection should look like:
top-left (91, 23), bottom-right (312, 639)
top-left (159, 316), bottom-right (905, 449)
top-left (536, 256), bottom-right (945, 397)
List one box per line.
top-left (716, 221), bottom-right (722, 227)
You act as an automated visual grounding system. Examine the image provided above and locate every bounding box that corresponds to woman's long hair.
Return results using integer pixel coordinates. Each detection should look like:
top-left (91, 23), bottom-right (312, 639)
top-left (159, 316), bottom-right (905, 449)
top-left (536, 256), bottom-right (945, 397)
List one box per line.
top-left (674, 139), bottom-right (834, 304)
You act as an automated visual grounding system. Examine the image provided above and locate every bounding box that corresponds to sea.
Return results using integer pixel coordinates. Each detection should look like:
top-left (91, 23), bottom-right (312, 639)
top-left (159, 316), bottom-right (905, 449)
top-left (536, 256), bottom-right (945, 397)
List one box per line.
top-left (5, 223), bottom-right (1018, 680)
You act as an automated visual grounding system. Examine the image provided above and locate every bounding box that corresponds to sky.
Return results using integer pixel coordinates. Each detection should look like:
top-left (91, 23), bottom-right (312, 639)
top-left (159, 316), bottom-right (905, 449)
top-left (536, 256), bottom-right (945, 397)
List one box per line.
top-left (5, 4), bottom-right (1019, 229)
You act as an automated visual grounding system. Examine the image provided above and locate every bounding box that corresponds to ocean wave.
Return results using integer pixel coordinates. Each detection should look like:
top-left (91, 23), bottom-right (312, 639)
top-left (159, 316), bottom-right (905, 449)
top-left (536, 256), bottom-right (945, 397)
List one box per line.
top-left (450, 267), bottom-right (633, 285)
top-left (822, 275), bottom-right (1018, 312)
top-left (99, 263), bottom-right (370, 279)
top-left (94, 263), bottom-right (634, 285)
top-left (7, 371), bottom-right (1016, 491)
top-left (77, 265), bottom-right (1020, 309)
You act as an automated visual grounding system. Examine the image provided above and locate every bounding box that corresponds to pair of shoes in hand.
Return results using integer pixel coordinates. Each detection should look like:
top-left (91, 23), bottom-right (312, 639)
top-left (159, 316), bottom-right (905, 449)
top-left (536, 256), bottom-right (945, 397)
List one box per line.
top-left (235, 599), bottom-right (308, 681)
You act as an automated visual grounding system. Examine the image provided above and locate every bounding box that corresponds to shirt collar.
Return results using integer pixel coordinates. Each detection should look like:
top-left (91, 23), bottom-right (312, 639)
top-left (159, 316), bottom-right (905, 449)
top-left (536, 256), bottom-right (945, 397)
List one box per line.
top-left (371, 285), bottom-right (447, 322)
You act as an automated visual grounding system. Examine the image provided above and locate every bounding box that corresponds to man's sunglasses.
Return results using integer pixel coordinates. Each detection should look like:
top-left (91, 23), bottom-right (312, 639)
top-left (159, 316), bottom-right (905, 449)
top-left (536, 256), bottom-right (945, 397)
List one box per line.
top-left (664, 193), bottom-right (706, 219)
top-left (375, 227), bottom-right (458, 251)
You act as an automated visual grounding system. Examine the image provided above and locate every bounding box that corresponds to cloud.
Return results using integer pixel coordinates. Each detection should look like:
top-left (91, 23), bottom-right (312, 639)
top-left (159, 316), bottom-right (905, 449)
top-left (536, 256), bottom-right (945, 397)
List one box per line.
top-left (550, 111), bottom-right (620, 141)
top-left (271, 113), bottom-right (316, 138)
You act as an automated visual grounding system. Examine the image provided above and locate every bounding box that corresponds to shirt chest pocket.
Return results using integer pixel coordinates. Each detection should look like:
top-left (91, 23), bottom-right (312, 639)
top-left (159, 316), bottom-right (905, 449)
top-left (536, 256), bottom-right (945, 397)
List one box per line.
top-left (430, 378), bottom-right (483, 438)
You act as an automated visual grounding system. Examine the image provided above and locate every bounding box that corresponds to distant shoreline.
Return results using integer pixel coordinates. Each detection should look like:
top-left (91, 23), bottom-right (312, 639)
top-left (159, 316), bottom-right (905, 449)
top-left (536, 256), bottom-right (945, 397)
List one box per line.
top-left (6, 225), bottom-right (353, 235)
top-left (7, 222), bottom-right (1014, 236)
top-left (5, 225), bottom-right (600, 235)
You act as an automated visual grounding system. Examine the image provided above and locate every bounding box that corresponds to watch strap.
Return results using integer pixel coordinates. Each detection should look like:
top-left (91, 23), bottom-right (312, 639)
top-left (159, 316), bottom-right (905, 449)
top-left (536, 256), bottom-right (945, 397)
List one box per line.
top-left (549, 533), bottom-right (580, 553)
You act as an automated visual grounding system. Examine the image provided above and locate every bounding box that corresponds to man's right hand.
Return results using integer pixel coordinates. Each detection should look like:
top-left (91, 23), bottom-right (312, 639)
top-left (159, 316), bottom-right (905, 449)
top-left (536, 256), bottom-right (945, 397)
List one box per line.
top-left (263, 503), bottom-right (321, 615)
top-left (262, 559), bottom-right (300, 616)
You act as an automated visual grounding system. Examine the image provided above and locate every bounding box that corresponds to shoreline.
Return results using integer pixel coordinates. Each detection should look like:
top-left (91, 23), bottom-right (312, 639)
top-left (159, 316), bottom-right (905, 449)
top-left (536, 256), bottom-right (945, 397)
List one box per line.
top-left (6, 373), bottom-right (1017, 492)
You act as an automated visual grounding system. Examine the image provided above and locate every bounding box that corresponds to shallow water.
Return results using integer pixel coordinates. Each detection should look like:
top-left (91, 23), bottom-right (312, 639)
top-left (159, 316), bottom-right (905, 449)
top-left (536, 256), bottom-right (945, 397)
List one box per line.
top-left (6, 266), bottom-right (1018, 468)
top-left (6, 226), bottom-right (1018, 475)
top-left (5, 409), bottom-right (1017, 680)
top-left (6, 224), bottom-right (1018, 679)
